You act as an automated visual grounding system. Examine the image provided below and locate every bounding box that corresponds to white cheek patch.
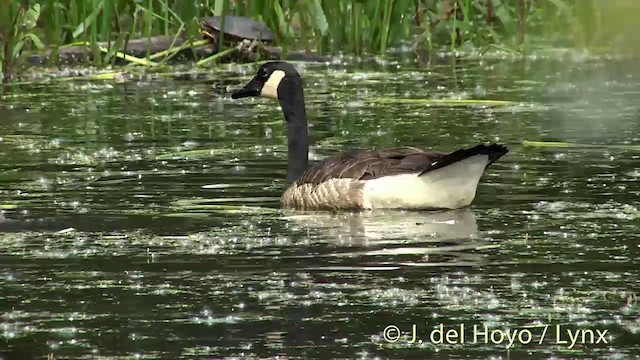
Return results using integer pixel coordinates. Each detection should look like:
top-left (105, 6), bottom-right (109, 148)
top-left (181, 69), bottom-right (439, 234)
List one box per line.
top-left (260, 70), bottom-right (285, 99)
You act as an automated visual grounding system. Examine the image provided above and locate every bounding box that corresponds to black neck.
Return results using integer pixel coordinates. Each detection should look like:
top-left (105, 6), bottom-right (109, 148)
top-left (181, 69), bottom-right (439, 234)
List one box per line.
top-left (278, 76), bottom-right (309, 182)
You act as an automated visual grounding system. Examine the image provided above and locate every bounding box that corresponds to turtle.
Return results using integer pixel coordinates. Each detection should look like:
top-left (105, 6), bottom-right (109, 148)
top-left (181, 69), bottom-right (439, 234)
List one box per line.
top-left (197, 15), bottom-right (276, 51)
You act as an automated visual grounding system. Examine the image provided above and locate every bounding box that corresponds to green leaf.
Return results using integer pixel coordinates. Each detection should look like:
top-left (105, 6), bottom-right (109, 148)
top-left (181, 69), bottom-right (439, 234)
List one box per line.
top-left (22, 32), bottom-right (44, 49)
top-left (53, 2), bottom-right (68, 11)
top-left (213, 0), bottom-right (224, 16)
top-left (11, 41), bottom-right (24, 58)
top-left (492, 0), bottom-right (514, 27)
top-left (72, 0), bottom-right (105, 38)
top-left (547, 0), bottom-right (571, 13)
top-left (310, 0), bottom-right (329, 35)
top-left (24, 3), bottom-right (40, 30)
top-left (272, 0), bottom-right (287, 35)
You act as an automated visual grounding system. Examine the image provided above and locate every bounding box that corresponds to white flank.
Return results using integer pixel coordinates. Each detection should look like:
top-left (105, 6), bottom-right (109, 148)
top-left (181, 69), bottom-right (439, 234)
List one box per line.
top-left (260, 70), bottom-right (285, 99)
top-left (362, 154), bottom-right (490, 209)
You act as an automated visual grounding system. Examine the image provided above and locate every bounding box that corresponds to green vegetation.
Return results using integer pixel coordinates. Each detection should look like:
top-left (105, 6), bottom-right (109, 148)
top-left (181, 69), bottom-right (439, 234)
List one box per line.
top-left (1, 0), bottom-right (639, 82)
top-left (0, 2), bottom-right (45, 83)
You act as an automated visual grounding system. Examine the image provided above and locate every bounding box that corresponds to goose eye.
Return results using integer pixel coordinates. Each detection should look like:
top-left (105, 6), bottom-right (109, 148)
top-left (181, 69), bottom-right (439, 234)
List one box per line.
top-left (259, 69), bottom-right (269, 80)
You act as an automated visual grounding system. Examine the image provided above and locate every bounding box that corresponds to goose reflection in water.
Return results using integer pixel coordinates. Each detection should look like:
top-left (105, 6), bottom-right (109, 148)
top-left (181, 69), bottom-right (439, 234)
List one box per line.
top-left (281, 208), bottom-right (488, 269)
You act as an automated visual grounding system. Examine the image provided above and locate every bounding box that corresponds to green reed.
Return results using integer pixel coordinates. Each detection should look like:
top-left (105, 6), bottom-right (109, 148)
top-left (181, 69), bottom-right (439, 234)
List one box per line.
top-left (1, 0), bottom-right (639, 83)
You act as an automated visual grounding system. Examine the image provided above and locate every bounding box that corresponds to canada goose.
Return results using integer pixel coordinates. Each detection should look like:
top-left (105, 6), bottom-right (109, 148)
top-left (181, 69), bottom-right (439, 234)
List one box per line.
top-left (231, 61), bottom-right (508, 211)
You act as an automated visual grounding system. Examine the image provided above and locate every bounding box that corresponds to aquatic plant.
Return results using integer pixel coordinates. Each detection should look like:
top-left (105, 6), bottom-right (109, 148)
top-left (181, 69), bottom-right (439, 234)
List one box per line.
top-left (0, 2), bottom-right (44, 83)
top-left (0, 0), bottom-right (638, 83)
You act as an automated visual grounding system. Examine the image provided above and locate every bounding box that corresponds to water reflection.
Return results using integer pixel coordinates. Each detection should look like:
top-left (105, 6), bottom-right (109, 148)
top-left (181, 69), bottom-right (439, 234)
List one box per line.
top-left (284, 208), bottom-right (479, 244)
top-left (283, 209), bottom-right (488, 270)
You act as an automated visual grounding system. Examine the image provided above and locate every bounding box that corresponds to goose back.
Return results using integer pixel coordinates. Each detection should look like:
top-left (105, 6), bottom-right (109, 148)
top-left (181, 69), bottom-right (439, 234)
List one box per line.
top-left (281, 147), bottom-right (449, 210)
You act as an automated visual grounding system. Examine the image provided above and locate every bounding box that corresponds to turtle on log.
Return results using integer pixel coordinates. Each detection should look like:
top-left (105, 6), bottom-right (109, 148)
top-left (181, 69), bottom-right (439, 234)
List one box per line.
top-left (198, 15), bottom-right (276, 50)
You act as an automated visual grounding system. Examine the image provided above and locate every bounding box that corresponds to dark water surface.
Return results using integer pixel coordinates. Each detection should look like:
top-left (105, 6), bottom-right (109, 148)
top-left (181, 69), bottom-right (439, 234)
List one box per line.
top-left (1, 55), bottom-right (639, 359)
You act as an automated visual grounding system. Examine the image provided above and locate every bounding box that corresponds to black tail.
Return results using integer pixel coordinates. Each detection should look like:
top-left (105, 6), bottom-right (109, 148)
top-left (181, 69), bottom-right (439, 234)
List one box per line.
top-left (418, 143), bottom-right (509, 176)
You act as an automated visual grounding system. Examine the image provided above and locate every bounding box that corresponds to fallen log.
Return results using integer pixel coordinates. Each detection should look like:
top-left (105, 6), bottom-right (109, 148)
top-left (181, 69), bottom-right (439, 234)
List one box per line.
top-left (27, 35), bottom-right (330, 66)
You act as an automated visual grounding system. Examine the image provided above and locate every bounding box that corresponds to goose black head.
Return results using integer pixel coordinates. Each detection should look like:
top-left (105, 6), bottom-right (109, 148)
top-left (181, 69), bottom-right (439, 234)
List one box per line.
top-left (231, 61), bottom-right (301, 101)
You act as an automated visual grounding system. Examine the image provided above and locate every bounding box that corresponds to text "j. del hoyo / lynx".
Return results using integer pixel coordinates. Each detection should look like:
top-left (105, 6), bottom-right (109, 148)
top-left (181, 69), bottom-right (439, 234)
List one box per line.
top-left (382, 323), bottom-right (609, 349)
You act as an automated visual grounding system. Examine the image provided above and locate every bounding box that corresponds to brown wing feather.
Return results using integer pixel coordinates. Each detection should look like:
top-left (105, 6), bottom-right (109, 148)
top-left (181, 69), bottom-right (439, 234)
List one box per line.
top-left (295, 147), bottom-right (447, 186)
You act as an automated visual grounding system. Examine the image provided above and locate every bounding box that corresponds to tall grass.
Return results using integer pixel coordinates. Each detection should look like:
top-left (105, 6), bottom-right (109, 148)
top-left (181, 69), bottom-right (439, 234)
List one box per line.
top-left (1, 0), bottom-right (639, 82)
